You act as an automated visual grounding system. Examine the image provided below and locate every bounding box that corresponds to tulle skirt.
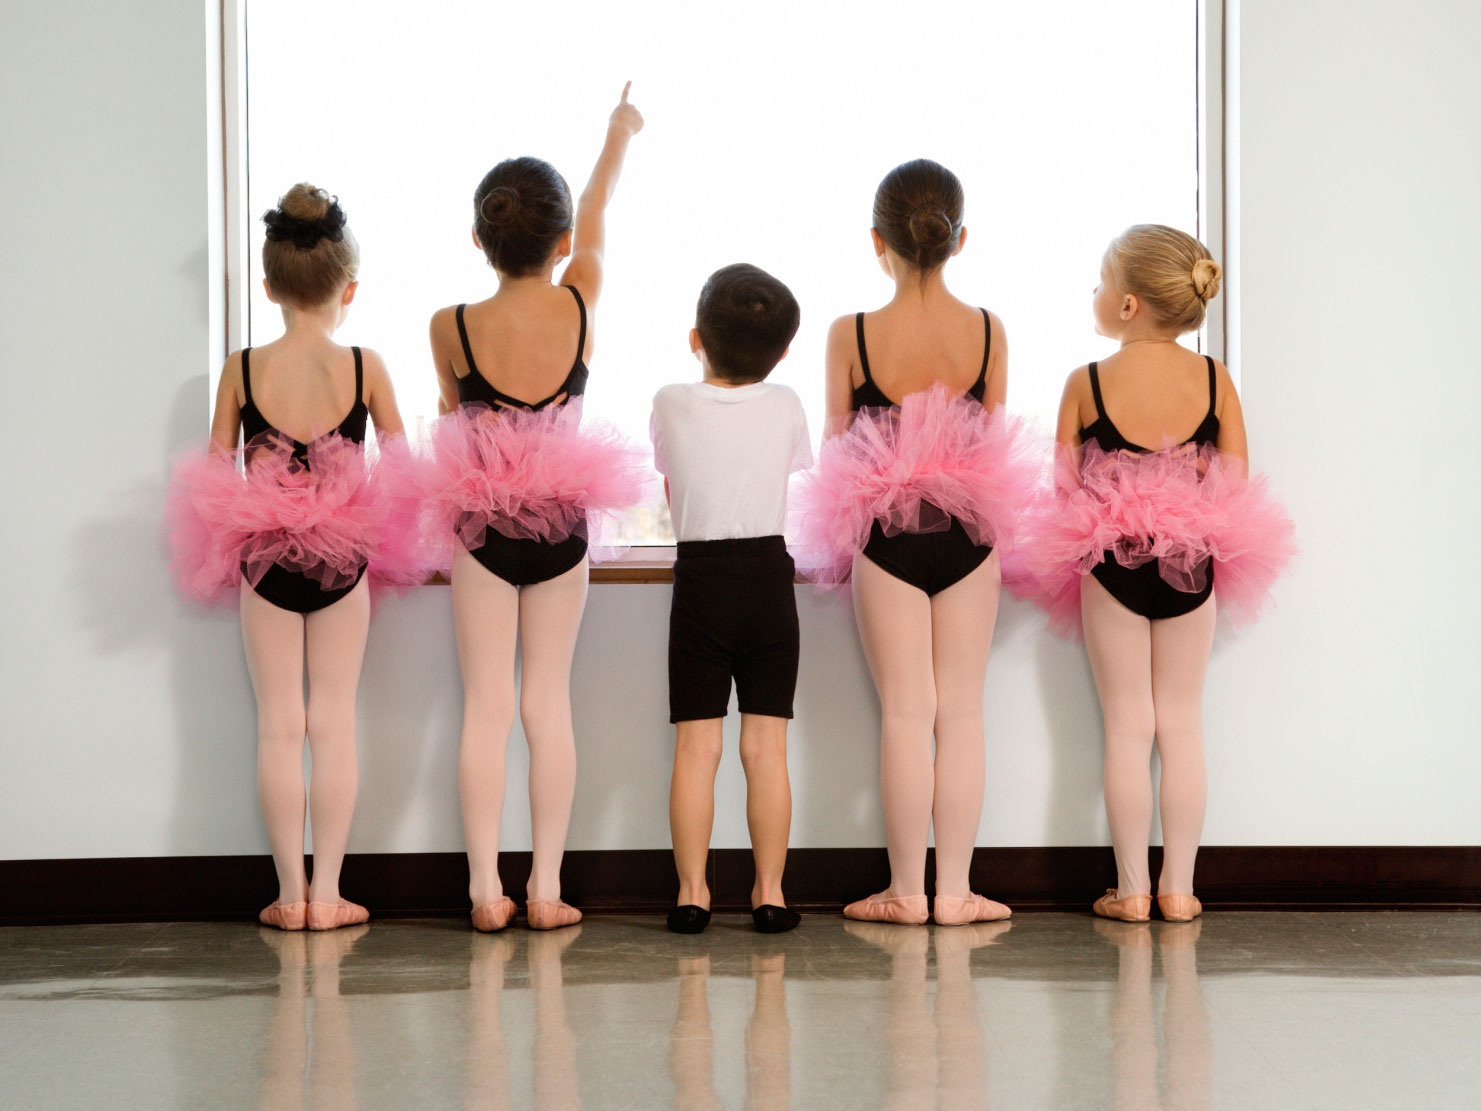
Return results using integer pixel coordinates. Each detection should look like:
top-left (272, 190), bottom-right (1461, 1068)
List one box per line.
top-left (166, 431), bottom-right (425, 608)
top-left (790, 384), bottom-right (1042, 587)
top-left (1010, 441), bottom-right (1296, 638)
top-left (392, 401), bottom-right (651, 574)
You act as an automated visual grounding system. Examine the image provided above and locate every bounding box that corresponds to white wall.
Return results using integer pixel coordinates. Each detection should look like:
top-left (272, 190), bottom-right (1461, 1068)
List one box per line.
top-left (2, 0), bottom-right (1478, 861)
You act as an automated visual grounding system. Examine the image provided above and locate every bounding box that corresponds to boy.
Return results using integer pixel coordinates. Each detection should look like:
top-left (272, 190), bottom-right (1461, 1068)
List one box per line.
top-left (650, 263), bottom-right (811, 934)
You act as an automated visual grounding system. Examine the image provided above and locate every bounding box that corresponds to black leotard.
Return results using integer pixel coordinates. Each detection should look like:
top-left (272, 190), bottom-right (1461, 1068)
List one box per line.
top-left (854, 308), bottom-right (994, 596)
top-left (455, 286), bottom-right (588, 411)
top-left (456, 285), bottom-right (591, 587)
top-left (241, 346), bottom-right (369, 613)
top-left (1080, 356), bottom-right (1220, 619)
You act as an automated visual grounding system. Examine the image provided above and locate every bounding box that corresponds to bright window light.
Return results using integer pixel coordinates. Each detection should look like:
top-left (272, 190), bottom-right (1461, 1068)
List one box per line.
top-left (246, 0), bottom-right (1198, 543)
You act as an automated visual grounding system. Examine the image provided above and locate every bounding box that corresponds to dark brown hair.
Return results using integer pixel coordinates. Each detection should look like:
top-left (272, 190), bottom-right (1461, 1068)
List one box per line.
top-left (872, 159), bottom-right (964, 279)
top-left (473, 157), bottom-right (573, 276)
top-left (695, 263), bottom-right (801, 384)
top-left (262, 184), bottom-right (359, 308)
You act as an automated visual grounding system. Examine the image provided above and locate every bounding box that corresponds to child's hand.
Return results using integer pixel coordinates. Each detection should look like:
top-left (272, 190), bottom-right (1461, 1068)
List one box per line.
top-left (609, 81), bottom-right (644, 137)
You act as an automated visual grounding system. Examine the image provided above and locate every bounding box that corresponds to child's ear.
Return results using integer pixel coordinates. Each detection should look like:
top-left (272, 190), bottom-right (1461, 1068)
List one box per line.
top-left (341, 281), bottom-right (359, 308)
top-left (262, 278), bottom-right (278, 304)
top-left (558, 228), bottom-right (574, 259)
top-left (869, 227), bottom-right (886, 257)
top-left (471, 226), bottom-right (482, 252)
top-left (1121, 294), bottom-right (1139, 320)
top-left (778, 344), bottom-right (791, 362)
top-left (689, 328), bottom-right (702, 356)
top-left (953, 226), bottom-right (968, 257)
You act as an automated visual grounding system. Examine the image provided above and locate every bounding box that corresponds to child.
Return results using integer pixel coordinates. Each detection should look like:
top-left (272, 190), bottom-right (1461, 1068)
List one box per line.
top-left (792, 159), bottom-right (1036, 926)
top-left (417, 84), bottom-right (647, 932)
top-left (651, 263), bottom-right (811, 934)
top-left (167, 184), bottom-right (409, 930)
top-left (1019, 225), bottom-right (1294, 921)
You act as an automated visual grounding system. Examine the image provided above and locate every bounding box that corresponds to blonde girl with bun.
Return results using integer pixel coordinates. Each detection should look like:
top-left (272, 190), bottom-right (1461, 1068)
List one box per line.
top-left (1019, 224), bottom-right (1294, 923)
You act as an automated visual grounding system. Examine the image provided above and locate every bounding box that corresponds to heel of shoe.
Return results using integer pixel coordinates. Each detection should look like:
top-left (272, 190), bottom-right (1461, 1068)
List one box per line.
top-left (1157, 893), bottom-right (1202, 922)
top-left (526, 899), bottom-right (582, 930)
top-left (1092, 889), bottom-right (1152, 922)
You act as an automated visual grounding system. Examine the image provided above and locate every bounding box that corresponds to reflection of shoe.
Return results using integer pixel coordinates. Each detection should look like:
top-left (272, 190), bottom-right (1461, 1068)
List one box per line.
top-left (933, 893), bottom-right (1012, 926)
top-left (844, 920), bottom-right (931, 955)
top-left (1092, 889), bottom-right (1152, 922)
top-left (752, 905), bottom-right (801, 933)
top-left (843, 891), bottom-right (929, 925)
top-left (1093, 917), bottom-right (1153, 946)
top-left (526, 899), bottom-right (583, 930)
top-left (667, 905), bottom-right (712, 934)
top-left (471, 896), bottom-right (518, 933)
top-left (259, 901), bottom-right (307, 931)
top-left (306, 899), bottom-right (370, 931)
top-left (932, 919), bottom-right (1013, 956)
top-left (1157, 893), bottom-right (1203, 922)
top-left (1157, 917), bottom-right (1203, 947)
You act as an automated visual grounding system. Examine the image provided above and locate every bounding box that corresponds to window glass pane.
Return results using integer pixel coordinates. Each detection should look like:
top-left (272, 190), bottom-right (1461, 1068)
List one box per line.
top-left (247, 0), bottom-right (1197, 542)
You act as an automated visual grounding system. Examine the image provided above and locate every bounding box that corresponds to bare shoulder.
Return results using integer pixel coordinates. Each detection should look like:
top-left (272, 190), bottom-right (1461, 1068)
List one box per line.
top-left (356, 345), bottom-right (391, 380)
top-left (429, 304), bottom-right (459, 335)
top-left (219, 348), bottom-right (245, 397)
top-left (1063, 362), bottom-right (1092, 397)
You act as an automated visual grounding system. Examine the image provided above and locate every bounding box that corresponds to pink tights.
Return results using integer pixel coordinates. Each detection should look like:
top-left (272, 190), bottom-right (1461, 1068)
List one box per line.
top-left (851, 549), bottom-right (1002, 899)
top-left (452, 544), bottom-right (588, 908)
top-left (1080, 574), bottom-right (1216, 897)
top-left (240, 576), bottom-right (370, 905)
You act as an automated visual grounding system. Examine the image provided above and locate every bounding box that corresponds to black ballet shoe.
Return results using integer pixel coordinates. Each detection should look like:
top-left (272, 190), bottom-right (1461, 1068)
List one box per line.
top-left (751, 905), bottom-right (801, 933)
top-left (667, 905), bottom-right (712, 934)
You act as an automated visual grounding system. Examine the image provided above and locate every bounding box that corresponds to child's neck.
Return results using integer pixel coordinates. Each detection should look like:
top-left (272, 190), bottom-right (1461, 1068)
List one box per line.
top-left (702, 373), bottom-right (750, 389)
top-left (887, 267), bottom-right (951, 304)
top-left (279, 303), bottom-right (340, 341)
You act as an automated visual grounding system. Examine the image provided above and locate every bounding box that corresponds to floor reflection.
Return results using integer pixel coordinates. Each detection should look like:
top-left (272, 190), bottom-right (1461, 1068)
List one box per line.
top-left (670, 949), bottom-right (793, 1110)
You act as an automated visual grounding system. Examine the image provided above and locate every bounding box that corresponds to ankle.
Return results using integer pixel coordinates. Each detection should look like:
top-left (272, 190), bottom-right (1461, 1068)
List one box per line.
top-left (306, 885), bottom-right (339, 905)
top-left (751, 883), bottom-right (786, 909)
top-left (676, 882), bottom-right (711, 909)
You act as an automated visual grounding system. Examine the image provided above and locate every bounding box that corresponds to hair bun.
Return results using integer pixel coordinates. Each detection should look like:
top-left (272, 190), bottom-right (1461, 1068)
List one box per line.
top-left (480, 185), bottom-right (521, 227)
top-left (907, 205), bottom-right (953, 248)
top-left (1191, 258), bottom-right (1223, 302)
top-left (263, 187), bottom-right (346, 251)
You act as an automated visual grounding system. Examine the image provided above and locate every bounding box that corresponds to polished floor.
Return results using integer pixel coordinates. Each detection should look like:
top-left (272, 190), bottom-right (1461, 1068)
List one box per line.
top-left (1, 912), bottom-right (1478, 1109)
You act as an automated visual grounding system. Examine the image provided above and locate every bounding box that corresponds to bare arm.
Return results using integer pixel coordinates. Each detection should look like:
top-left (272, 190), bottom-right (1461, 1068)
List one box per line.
top-left (822, 315), bottom-right (857, 440)
top-left (1055, 366), bottom-right (1092, 478)
top-left (559, 82), bottom-right (644, 308)
top-left (1212, 359), bottom-right (1249, 469)
top-left (429, 307), bottom-right (462, 416)
top-left (360, 348), bottom-right (405, 438)
top-left (982, 311), bottom-right (1008, 410)
top-left (209, 351), bottom-right (244, 454)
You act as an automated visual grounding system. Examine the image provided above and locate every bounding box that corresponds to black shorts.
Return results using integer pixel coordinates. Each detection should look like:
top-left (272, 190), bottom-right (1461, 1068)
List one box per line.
top-left (1091, 554), bottom-right (1214, 620)
top-left (860, 517), bottom-right (991, 597)
top-left (668, 536), bottom-right (799, 723)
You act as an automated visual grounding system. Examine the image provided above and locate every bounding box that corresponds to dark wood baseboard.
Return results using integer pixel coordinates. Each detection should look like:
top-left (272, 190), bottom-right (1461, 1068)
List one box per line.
top-left (1, 846), bottom-right (1477, 925)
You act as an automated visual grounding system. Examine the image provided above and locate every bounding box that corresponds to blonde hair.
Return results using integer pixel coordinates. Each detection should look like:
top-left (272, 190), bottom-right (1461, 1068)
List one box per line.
top-left (262, 183), bottom-right (359, 308)
top-left (1106, 224), bottom-right (1221, 333)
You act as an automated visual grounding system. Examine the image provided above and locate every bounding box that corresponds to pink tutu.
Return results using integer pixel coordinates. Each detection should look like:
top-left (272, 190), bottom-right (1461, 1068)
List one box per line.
top-left (1010, 441), bottom-right (1296, 638)
top-left (166, 431), bottom-right (424, 608)
top-left (790, 383), bottom-right (1042, 587)
top-left (399, 401), bottom-right (651, 573)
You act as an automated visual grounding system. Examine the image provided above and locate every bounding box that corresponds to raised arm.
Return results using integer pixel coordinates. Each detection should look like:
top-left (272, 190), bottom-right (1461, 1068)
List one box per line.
top-left (822, 315), bottom-right (857, 440)
top-left (559, 82), bottom-right (644, 307)
top-left (209, 350), bottom-right (244, 454)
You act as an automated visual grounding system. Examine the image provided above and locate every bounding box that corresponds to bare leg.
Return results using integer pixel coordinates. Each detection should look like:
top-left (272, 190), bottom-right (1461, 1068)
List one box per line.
top-left (452, 544), bottom-right (520, 908)
top-left (928, 550), bottom-right (1000, 898)
top-left (1150, 594), bottom-right (1216, 896)
top-left (671, 718), bottom-right (723, 909)
top-left (302, 577), bottom-right (370, 904)
top-left (670, 954), bottom-right (722, 1111)
top-left (1081, 575), bottom-right (1156, 897)
top-left (744, 953), bottom-right (791, 1111)
top-left (852, 551), bottom-right (936, 898)
top-left (739, 714), bottom-right (791, 908)
top-left (517, 557), bottom-right (589, 903)
top-left (241, 581), bottom-right (309, 905)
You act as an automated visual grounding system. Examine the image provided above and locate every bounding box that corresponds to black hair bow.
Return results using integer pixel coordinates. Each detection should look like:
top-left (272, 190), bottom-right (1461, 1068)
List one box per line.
top-left (263, 198), bottom-right (347, 250)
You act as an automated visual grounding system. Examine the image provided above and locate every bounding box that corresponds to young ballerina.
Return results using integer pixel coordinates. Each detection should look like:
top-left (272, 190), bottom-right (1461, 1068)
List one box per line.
top-left (418, 84), bottom-right (647, 932)
top-left (651, 264), bottom-right (811, 935)
top-left (793, 160), bottom-right (1038, 926)
top-left (1023, 225), bottom-right (1294, 921)
top-left (167, 184), bottom-right (408, 930)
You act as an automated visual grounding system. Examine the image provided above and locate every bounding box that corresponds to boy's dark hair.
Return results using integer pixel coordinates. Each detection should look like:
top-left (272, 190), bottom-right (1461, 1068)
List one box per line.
top-left (695, 263), bottom-right (801, 383)
top-left (473, 156), bottom-right (573, 276)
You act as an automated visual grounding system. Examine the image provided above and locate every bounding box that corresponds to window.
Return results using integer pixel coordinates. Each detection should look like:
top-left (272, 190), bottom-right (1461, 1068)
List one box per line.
top-left (244, 0), bottom-right (1202, 543)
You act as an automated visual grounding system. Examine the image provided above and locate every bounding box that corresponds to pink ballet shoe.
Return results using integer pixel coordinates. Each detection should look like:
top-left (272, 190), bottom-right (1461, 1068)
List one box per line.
top-left (1157, 893), bottom-right (1203, 922)
top-left (525, 898), bottom-right (582, 930)
top-left (842, 891), bottom-right (929, 925)
top-left (932, 893), bottom-right (1012, 926)
top-left (258, 900), bottom-right (307, 931)
top-left (1092, 889), bottom-right (1152, 922)
top-left (470, 896), bottom-right (518, 933)
top-left (306, 898), bottom-right (370, 931)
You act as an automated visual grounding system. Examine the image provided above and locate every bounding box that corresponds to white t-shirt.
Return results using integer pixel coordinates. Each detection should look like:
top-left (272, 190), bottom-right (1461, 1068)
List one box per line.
top-left (650, 380), bottom-right (813, 543)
